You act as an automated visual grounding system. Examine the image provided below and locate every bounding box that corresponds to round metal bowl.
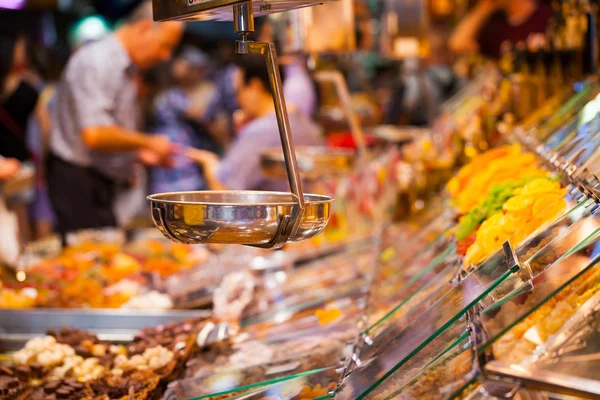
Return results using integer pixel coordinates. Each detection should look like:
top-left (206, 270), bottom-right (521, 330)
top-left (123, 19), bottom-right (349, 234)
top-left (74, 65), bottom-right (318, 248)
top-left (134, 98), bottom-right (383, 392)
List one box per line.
top-left (148, 191), bottom-right (333, 246)
top-left (371, 125), bottom-right (427, 145)
top-left (261, 146), bottom-right (356, 181)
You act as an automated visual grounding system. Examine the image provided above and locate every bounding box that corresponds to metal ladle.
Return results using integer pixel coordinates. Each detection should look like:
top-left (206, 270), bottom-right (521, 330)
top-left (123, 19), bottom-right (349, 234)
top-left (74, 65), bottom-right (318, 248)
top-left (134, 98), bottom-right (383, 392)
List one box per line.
top-left (148, 2), bottom-right (333, 249)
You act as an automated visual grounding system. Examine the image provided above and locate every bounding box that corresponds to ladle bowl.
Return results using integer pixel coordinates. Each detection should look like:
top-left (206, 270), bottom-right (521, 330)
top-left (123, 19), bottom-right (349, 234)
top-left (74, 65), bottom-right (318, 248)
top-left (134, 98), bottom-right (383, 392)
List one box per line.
top-left (148, 191), bottom-right (333, 246)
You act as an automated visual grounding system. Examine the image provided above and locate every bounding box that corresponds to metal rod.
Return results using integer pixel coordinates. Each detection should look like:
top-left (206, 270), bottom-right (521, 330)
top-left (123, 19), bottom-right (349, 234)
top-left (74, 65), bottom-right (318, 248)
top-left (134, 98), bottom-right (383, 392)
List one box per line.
top-left (239, 41), bottom-right (306, 208)
top-left (314, 70), bottom-right (368, 157)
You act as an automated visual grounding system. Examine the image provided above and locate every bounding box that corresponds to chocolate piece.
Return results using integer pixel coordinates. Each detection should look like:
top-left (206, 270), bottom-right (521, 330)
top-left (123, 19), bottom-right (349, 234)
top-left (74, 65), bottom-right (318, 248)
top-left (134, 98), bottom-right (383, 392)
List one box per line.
top-left (44, 380), bottom-right (61, 392)
top-left (55, 387), bottom-right (71, 398)
top-left (0, 366), bottom-right (14, 376)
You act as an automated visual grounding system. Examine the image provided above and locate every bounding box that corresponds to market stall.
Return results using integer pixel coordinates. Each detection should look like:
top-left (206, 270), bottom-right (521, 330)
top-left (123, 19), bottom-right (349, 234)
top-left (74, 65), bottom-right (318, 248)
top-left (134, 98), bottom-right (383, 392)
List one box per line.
top-left (2, 0), bottom-right (600, 399)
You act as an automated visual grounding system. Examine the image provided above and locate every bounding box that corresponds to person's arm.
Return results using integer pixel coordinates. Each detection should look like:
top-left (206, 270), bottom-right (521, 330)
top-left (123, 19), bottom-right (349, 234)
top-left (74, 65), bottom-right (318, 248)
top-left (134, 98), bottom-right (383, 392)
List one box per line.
top-left (449, 0), bottom-right (498, 55)
top-left (0, 158), bottom-right (20, 181)
top-left (66, 53), bottom-right (176, 163)
top-left (82, 126), bottom-right (170, 153)
top-left (186, 148), bottom-right (228, 190)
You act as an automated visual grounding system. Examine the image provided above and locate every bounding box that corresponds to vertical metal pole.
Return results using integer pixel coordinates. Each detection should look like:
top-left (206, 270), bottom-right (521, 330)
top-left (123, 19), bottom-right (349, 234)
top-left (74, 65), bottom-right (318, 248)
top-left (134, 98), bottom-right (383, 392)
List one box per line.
top-left (264, 42), bottom-right (306, 207)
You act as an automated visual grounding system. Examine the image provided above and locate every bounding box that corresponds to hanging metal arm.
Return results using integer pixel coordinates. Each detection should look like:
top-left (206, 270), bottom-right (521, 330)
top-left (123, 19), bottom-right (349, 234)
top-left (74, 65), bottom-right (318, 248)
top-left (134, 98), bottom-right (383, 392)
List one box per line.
top-left (314, 70), bottom-right (368, 158)
top-left (233, 3), bottom-right (305, 208)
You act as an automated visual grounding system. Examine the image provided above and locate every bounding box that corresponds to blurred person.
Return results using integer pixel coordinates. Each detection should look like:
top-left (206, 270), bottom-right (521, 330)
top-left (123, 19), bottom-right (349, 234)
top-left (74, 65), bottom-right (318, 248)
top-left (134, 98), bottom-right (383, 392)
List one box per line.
top-left (149, 47), bottom-right (219, 194)
top-left (257, 20), bottom-right (318, 118)
top-left (0, 32), bottom-right (41, 244)
top-left (282, 56), bottom-right (318, 118)
top-left (0, 33), bottom-right (40, 162)
top-left (203, 43), bottom-right (240, 142)
top-left (47, 1), bottom-right (183, 238)
top-left (449, 0), bottom-right (552, 59)
top-left (387, 24), bottom-right (463, 126)
top-left (26, 46), bottom-right (70, 239)
top-left (187, 56), bottom-right (323, 191)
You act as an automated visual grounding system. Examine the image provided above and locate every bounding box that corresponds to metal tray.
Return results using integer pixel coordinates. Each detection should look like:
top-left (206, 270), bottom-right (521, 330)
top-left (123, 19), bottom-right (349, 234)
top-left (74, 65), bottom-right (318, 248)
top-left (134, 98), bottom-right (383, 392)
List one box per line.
top-left (0, 308), bottom-right (210, 352)
top-left (261, 147), bottom-right (356, 181)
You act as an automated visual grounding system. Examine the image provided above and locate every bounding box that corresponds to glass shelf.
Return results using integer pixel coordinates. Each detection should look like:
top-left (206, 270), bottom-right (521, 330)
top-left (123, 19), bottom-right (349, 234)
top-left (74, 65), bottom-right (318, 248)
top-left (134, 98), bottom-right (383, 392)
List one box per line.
top-left (463, 386), bottom-right (591, 400)
top-left (477, 228), bottom-right (600, 362)
top-left (241, 296), bottom-right (366, 342)
top-left (357, 338), bottom-right (477, 400)
top-left (183, 319), bottom-right (357, 383)
top-left (368, 239), bottom-right (457, 329)
top-left (171, 363), bottom-right (342, 400)
top-left (360, 244), bottom-right (516, 360)
top-left (340, 325), bottom-right (471, 400)
top-left (229, 367), bottom-right (342, 400)
top-left (379, 215), bottom-right (453, 273)
top-left (535, 82), bottom-right (596, 142)
top-left (480, 272), bottom-right (600, 400)
top-left (333, 244), bottom-right (519, 400)
top-left (241, 245), bottom-right (376, 327)
top-left (365, 247), bottom-right (459, 337)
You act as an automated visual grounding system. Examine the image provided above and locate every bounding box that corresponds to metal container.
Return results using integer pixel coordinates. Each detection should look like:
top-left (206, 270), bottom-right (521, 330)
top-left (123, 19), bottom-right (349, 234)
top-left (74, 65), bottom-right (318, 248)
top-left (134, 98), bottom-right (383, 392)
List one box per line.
top-left (371, 125), bottom-right (426, 145)
top-left (0, 308), bottom-right (210, 352)
top-left (380, 0), bottom-right (429, 59)
top-left (152, 0), bottom-right (338, 22)
top-left (148, 191), bottom-right (332, 246)
top-left (261, 147), bottom-right (356, 181)
top-left (268, 0), bottom-right (356, 54)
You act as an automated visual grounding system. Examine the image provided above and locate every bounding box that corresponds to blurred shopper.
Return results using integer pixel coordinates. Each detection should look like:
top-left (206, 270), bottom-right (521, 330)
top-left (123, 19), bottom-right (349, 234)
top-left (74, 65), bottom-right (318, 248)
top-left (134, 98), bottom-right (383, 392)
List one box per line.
top-left (0, 33), bottom-right (40, 162)
top-left (149, 47), bottom-right (218, 194)
top-left (449, 0), bottom-right (552, 59)
top-left (258, 20), bottom-right (317, 118)
top-left (47, 1), bottom-right (183, 238)
top-left (283, 57), bottom-right (318, 118)
top-left (0, 32), bottom-right (41, 244)
top-left (387, 24), bottom-right (462, 126)
top-left (27, 46), bottom-right (69, 239)
top-left (187, 57), bottom-right (323, 191)
top-left (0, 157), bottom-right (22, 267)
top-left (203, 43), bottom-right (240, 142)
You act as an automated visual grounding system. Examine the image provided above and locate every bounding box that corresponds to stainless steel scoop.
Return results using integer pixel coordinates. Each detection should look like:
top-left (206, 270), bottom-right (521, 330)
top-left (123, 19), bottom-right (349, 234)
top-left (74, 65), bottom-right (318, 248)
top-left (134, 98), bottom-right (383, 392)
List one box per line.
top-left (149, 1), bottom-right (334, 248)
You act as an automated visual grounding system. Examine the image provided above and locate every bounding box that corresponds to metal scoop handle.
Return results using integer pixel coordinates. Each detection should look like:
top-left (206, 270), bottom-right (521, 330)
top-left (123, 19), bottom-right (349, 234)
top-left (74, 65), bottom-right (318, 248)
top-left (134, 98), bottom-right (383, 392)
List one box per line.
top-left (239, 41), bottom-right (305, 249)
top-left (314, 70), bottom-right (368, 158)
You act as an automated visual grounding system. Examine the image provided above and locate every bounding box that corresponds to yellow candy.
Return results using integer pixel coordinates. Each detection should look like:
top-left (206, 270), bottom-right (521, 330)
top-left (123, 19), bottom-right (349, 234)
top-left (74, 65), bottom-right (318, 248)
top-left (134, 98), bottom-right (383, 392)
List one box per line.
top-left (520, 178), bottom-right (561, 196)
top-left (503, 195), bottom-right (535, 213)
top-left (315, 308), bottom-right (342, 326)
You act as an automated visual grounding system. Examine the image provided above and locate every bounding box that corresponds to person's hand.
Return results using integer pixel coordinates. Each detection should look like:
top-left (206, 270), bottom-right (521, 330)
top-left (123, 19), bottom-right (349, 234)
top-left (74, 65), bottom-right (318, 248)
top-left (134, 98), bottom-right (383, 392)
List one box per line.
top-left (233, 109), bottom-right (250, 135)
top-left (142, 135), bottom-right (180, 167)
top-left (0, 158), bottom-right (20, 182)
top-left (145, 135), bottom-right (180, 161)
top-left (186, 148), bottom-right (220, 172)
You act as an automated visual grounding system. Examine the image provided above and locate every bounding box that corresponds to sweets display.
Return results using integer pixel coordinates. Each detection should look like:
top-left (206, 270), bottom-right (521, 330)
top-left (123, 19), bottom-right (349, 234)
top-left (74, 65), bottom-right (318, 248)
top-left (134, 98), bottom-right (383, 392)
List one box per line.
top-left (4, 63), bottom-right (600, 400)
top-left (0, 237), bottom-right (211, 309)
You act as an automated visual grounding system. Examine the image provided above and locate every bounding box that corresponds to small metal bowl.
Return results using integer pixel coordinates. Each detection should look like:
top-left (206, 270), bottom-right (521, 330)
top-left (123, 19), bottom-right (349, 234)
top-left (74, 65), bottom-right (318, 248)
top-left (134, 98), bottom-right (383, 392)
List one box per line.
top-left (148, 191), bottom-right (333, 246)
top-left (371, 125), bottom-right (426, 145)
top-left (261, 146), bottom-right (356, 181)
